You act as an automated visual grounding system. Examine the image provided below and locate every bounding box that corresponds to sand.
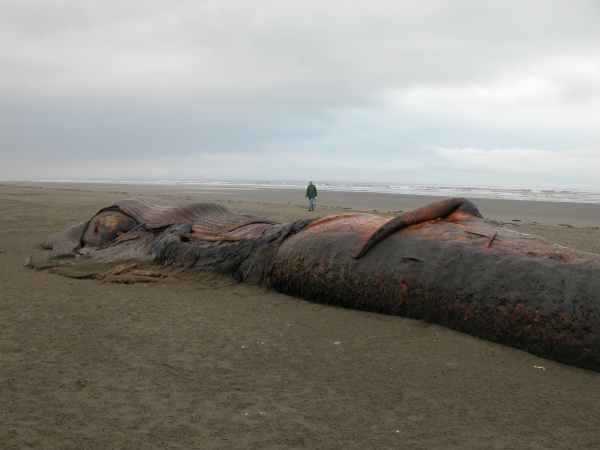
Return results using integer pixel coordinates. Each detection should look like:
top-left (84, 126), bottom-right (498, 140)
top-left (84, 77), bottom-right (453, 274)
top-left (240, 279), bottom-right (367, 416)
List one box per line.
top-left (1, 182), bottom-right (599, 449)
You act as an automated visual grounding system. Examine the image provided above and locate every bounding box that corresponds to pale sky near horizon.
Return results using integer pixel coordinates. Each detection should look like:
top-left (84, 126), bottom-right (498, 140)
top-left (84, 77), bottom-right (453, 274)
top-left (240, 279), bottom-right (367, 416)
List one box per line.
top-left (1, 0), bottom-right (599, 188)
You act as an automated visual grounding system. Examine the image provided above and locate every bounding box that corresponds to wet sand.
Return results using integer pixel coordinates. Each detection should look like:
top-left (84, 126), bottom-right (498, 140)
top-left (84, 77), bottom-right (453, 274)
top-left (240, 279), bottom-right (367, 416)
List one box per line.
top-left (1, 182), bottom-right (599, 449)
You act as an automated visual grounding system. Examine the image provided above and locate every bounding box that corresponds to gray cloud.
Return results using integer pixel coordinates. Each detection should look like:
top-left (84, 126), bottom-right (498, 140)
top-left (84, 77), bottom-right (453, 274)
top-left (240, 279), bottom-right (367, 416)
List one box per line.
top-left (1, 0), bottom-right (599, 187)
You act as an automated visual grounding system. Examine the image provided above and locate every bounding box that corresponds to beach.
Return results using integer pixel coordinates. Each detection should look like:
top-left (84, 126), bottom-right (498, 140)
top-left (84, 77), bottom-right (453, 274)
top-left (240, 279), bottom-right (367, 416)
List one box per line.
top-left (1, 182), bottom-right (599, 449)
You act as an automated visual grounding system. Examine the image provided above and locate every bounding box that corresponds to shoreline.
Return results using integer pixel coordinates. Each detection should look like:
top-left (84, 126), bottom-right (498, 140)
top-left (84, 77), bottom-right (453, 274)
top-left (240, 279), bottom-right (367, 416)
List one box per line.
top-left (4, 178), bottom-right (598, 203)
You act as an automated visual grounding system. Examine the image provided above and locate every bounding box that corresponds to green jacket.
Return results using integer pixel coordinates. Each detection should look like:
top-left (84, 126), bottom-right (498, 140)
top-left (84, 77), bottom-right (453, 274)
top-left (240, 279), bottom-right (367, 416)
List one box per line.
top-left (306, 184), bottom-right (317, 199)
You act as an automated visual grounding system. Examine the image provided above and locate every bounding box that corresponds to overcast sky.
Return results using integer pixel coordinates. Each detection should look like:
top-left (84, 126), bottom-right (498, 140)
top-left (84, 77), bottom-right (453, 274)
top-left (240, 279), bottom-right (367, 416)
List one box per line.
top-left (1, 0), bottom-right (599, 188)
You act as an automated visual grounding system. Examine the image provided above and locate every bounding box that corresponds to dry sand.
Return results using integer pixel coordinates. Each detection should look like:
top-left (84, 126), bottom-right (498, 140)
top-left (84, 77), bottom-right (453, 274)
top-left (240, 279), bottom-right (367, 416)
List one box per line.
top-left (1, 182), bottom-right (599, 449)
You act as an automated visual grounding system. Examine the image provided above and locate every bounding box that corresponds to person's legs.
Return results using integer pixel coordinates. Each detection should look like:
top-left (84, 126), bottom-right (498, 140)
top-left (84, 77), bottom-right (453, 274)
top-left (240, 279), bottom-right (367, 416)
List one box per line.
top-left (308, 197), bottom-right (314, 211)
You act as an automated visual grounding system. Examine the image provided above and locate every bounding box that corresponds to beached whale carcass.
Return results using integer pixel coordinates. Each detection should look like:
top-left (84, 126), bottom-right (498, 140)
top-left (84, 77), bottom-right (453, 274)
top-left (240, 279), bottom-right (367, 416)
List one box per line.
top-left (41, 197), bottom-right (600, 372)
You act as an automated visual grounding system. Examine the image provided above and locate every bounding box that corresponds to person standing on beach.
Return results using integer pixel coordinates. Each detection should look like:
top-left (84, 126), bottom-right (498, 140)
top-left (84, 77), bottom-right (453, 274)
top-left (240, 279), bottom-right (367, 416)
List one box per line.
top-left (306, 181), bottom-right (317, 211)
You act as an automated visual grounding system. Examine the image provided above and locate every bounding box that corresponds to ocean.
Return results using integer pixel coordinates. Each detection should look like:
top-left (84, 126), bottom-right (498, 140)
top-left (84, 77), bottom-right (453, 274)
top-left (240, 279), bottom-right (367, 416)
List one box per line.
top-left (64, 180), bottom-right (599, 204)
